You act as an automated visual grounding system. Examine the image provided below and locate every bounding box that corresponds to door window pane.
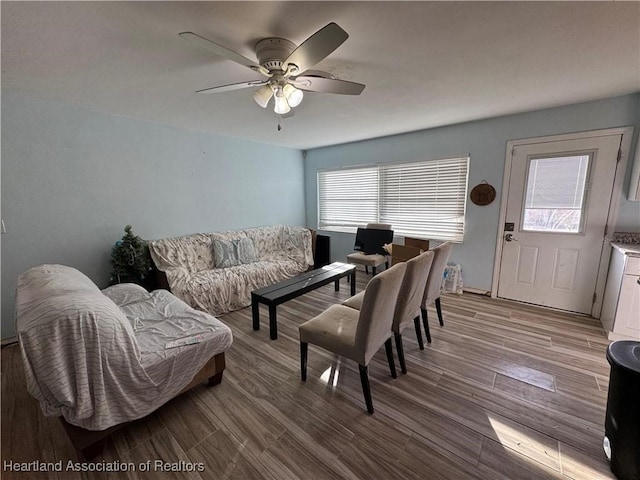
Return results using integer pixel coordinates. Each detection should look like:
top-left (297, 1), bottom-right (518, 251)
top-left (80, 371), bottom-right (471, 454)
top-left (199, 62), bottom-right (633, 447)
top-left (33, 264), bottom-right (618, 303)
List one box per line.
top-left (522, 155), bottom-right (589, 233)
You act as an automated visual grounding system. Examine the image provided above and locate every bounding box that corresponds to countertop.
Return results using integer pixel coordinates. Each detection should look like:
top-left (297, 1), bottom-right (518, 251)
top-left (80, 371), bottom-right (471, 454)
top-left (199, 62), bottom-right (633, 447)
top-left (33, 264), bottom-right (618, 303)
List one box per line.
top-left (611, 242), bottom-right (640, 256)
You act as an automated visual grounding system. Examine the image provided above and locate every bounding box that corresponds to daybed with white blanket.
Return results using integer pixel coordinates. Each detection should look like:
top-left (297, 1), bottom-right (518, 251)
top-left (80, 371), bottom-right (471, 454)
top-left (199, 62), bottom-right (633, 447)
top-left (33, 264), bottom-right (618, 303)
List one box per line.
top-left (15, 264), bottom-right (233, 458)
top-left (148, 225), bottom-right (314, 316)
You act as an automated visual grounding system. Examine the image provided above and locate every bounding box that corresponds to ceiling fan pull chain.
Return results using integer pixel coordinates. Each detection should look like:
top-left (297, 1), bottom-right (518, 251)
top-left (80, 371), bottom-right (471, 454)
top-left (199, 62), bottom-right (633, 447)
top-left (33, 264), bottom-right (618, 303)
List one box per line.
top-left (277, 115), bottom-right (282, 131)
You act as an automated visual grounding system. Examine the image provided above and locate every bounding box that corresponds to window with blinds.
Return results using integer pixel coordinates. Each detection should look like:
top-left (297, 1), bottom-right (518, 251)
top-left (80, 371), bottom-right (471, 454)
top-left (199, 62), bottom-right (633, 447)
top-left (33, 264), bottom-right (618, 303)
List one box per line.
top-left (522, 154), bottom-right (590, 233)
top-left (317, 166), bottom-right (379, 232)
top-left (317, 156), bottom-right (470, 241)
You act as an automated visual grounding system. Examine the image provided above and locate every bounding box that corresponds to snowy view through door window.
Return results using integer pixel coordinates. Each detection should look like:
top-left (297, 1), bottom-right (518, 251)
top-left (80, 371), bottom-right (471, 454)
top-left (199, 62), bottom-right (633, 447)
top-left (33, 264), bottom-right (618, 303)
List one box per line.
top-left (522, 154), bottom-right (590, 233)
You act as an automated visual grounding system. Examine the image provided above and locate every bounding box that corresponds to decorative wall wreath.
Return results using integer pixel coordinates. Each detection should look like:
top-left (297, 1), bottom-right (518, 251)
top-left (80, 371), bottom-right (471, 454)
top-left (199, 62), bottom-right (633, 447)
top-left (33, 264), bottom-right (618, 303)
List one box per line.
top-left (470, 181), bottom-right (496, 206)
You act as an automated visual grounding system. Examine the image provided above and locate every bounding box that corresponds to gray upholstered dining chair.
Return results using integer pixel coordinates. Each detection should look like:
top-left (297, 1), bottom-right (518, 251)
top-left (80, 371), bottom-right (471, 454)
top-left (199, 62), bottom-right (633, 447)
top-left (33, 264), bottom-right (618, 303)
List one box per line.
top-left (343, 250), bottom-right (434, 373)
top-left (421, 242), bottom-right (453, 343)
top-left (346, 223), bottom-right (393, 275)
top-left (299, 262), bottom-right (407, 414)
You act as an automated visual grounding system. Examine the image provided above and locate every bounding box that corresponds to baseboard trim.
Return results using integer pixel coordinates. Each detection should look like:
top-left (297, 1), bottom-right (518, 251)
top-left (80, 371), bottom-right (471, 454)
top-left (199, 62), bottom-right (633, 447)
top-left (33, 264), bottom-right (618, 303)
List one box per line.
top-left (462, 287), bottom-right (490, 296)
top-left (1, 336), bottom-right (18, 348)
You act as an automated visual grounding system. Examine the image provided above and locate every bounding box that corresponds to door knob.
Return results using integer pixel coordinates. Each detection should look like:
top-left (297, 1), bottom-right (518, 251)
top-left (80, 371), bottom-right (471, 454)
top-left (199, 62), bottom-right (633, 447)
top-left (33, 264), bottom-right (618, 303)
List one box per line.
top-left (505, 233), bottom-right (517, 242)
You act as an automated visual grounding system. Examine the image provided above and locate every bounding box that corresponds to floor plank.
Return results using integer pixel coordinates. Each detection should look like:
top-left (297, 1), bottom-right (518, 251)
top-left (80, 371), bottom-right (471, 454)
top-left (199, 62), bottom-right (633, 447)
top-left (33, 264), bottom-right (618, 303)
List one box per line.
top-left (1, 271), bottom-right (617, 479)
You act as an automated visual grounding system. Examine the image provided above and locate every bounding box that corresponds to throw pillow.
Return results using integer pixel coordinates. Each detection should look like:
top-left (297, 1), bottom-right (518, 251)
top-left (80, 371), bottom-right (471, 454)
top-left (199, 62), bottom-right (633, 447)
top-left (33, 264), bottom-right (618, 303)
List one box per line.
top-left (237, 237), bottom-right (259, 264)
top-left (212, 238), bottom-right (240, 268)
top-left (212, 237), bottom-right (259, 268)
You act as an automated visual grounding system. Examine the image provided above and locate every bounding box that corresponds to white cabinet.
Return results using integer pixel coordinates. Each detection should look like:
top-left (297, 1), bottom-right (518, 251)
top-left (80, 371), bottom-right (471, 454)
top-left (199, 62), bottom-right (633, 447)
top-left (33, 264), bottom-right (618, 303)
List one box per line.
top-left (629, 146), bottom-right (640, 201)
top-left (601, 244), bottom-right (640, 340)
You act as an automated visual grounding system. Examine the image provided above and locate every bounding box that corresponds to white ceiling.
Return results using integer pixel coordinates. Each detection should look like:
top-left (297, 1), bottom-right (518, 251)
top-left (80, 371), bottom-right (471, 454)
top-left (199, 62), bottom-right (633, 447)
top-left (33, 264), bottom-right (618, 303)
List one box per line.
top-left (2, 1), bottom-right (639, 150)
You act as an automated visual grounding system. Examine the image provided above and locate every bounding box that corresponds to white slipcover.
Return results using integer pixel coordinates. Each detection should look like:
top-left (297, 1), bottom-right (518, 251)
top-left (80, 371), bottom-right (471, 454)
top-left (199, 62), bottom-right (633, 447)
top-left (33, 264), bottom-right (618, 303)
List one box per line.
top-left (149, 225), bottom-right (314, 316)
top-left (15, 264), bottom-right (232, 431)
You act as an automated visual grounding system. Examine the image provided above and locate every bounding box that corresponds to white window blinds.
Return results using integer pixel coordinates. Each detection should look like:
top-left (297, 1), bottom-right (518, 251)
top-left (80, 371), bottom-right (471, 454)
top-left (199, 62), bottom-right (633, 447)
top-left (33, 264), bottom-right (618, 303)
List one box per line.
top-left (317, 156), bottom-right (469, 242)
top-left (317, 166), bottom-right (379, 232)
top-left (380, 157), bottom-right (469, 241)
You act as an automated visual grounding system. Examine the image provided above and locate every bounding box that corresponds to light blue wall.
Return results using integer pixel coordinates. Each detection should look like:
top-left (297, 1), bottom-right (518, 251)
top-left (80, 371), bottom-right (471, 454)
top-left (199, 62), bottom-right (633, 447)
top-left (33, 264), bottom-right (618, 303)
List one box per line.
top-left (304, 94), bottom-right (640, 292)
top-left (1, 94), bottom-right (305, 338)
top-left (3, 93), bottom-right (639, 337)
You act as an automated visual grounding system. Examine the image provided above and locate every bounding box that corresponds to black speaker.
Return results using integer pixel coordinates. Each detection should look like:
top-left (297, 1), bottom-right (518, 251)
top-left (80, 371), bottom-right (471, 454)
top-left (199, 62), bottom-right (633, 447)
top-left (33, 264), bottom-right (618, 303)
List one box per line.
top-left (604, 341), bottom-right (640, 480)
top-left (314, 234), bottom-right (331, 269)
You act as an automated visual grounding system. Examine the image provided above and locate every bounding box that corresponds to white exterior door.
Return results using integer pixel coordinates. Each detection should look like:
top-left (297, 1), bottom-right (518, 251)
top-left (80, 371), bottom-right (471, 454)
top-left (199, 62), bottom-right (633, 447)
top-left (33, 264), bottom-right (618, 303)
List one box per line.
top-left (497, 134), bottom-right (622, 314)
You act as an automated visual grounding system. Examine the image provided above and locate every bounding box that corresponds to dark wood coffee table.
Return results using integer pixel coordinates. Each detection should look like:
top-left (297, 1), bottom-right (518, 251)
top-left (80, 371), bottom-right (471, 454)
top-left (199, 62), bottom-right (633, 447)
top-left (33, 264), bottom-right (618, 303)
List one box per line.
top-left (251, 262), bottom-right (356, 340)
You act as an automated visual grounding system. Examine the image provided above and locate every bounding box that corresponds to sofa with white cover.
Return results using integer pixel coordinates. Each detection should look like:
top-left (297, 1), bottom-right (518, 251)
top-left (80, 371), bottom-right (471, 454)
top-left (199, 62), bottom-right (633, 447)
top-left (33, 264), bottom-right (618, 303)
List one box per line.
top-left (15, 264), bottom-right (232, 458)
top-left (148, 225), bottom-right (314, 316)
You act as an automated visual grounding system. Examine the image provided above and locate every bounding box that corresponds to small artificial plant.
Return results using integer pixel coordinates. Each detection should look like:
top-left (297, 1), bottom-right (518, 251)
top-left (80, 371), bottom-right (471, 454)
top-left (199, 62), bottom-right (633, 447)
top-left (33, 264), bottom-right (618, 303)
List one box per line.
top-left (110, 225), bottom-right (151, 285)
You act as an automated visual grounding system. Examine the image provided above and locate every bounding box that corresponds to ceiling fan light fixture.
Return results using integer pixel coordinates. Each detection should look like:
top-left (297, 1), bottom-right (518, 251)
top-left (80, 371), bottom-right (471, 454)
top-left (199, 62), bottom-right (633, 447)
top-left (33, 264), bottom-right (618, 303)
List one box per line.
top-left (283, 84), bottom-right (304, 108)
top-left (181, 23), bottom-right (365, 119)
top-left (274, 93), bottom-right (291, 114)
top-left (253, 84), bottom-right (273, 108)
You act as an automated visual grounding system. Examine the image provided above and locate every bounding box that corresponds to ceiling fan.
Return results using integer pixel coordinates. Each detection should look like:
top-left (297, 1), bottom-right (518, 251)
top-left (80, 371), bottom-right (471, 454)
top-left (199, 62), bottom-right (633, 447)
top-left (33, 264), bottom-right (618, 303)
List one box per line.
top-left (179, 23), bottom-right (365, 115)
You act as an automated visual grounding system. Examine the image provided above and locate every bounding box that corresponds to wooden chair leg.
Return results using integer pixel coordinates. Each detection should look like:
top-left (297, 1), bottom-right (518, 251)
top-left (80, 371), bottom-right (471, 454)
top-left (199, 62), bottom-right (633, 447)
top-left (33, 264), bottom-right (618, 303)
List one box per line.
top-left (80, 439), bottom-right (106, 461)
top-left (60, 419), bottom-right (119, 461)
top-left (372, 266), bottom-right (377, 275)
top-left (394, 333), bottom-right (407, 374)
top-left (359, 364), bottom-right (374, 414)
top-left (385, 338), bottom-right (398, 378)
top-left (385, 260), bottom-right (389, 269)
top-left (435, 297), bottom-right (444, 326)
top-left (421, 307), bottom-right (432, 343)
top-left (365, 266), bottom-right (369, 274)
top-left (300, 342), bottom-right (308, 381)
top-left (207, 371), bottom-right (224, 386)
top-left (413, 316), bottom-right (424, 350)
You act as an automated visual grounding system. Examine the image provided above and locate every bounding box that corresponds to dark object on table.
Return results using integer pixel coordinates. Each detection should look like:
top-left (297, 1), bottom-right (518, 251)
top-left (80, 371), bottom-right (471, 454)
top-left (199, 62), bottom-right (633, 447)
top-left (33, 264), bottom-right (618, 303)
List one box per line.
top-left (353, 227), bottom-right (394, 255)
top-left (604, 340), bottom-right (640, 480)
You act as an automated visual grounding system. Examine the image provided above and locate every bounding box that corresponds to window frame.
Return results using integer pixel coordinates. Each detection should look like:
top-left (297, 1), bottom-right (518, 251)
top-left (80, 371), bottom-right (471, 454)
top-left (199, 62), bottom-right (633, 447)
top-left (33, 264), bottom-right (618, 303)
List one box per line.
top-left (317, 155), bottom-right (470, 242)
top-left (520, 152), bottom-right (593, 235)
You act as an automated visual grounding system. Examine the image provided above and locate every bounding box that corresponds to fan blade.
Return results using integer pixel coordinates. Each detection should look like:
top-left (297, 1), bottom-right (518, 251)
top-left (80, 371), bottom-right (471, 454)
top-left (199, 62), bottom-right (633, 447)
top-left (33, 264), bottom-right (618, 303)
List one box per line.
top-left (283, 23), bottom-right (348, 74)
top-left (179, 32), bottom-right (269, 76)
top-left (196, 80), bottom-right (267, 94)
top-left (292, 76), bottom-right (365, 95)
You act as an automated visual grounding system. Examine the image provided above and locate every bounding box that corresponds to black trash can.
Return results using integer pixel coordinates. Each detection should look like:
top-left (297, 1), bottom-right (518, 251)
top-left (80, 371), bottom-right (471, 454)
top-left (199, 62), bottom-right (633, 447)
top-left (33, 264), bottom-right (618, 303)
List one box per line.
top-left (604, 340), bottom-right (640, 480)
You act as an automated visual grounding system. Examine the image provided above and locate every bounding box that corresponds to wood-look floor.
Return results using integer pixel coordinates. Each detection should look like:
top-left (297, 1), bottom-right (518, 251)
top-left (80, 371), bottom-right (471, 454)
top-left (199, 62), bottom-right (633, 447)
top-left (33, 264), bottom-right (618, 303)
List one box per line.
top-left (1, 271), bottom-right (616, 480)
